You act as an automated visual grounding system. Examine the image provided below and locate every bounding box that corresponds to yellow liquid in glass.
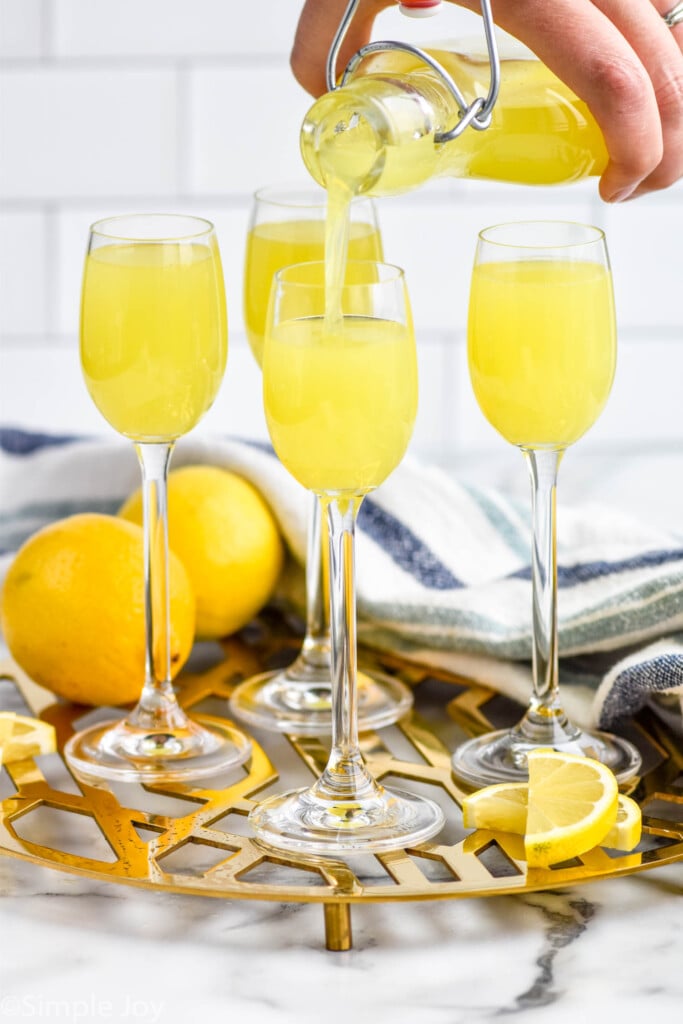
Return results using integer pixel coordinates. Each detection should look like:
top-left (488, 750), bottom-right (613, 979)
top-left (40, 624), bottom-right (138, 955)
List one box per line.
top-left (468, 260), bottom-right (616, 448)
top-left (244, 218), bottom-right (382, 365)
top-left (81, 242), bottom-right (227, 441)
top-left (264, 315), bottom-right (417, 494)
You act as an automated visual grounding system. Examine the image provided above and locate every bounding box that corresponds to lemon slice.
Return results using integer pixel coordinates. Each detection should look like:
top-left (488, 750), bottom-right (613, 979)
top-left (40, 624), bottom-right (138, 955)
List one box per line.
top-left (462, 782), bottom-right (528, 833)
top-left (525, 749), bottom-right (619, 868)
top-left (602, 794), bottom-right (642, 852)
top-left (0, 711), bottom-right (57, 765)
top-left (462, 779), bottom-right (641, 855)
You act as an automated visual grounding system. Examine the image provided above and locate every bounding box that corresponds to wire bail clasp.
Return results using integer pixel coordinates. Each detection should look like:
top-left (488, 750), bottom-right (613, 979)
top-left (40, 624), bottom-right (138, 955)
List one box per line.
top-left (325, 0), bottom-right (500, 144)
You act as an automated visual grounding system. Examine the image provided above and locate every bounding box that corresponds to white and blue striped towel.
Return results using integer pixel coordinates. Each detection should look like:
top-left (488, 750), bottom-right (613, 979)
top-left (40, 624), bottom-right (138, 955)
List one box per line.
top-left (1, 428), bottom-right (682, 731)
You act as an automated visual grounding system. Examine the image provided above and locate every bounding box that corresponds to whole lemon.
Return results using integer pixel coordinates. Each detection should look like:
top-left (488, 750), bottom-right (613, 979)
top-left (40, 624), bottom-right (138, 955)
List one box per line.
top-left (119, 465), bottom-right (284, 639)
top-left (0, 514), bottom-right (195, 706)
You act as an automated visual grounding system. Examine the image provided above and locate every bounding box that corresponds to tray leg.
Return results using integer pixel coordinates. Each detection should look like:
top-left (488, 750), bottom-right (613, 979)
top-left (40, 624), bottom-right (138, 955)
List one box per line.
top-left (324, 902), bottom-right (352, 951)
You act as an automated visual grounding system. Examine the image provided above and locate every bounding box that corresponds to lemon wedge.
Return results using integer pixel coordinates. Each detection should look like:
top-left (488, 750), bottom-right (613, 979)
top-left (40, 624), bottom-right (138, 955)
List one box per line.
top-left (462, 781), bottom-right (528, 833)
top-left (602, 794), bottom-right (642, 852)
top-left (462, 778), bottom-right (641, 856)
top-left (0, 711), bottom-right (57, 765)
top-left (525, 749), bottom-right (619, 867)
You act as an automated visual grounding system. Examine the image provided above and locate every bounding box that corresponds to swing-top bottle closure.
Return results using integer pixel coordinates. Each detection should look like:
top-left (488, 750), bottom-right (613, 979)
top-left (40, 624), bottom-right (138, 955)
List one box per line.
top-left (326, 0), bottom-right (501, 143)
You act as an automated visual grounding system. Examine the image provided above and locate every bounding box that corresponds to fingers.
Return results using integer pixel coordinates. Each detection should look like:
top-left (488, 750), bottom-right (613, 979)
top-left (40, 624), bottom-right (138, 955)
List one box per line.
top-left (462, 0), bottom-right (683, 199)
top-left (483, 0), bottom-right (666, 201)
top-left (596, 0), bottom-right (683, 197)
top-left (657, 0), bottom-right (683, 40)
top-left (291, 0), bottom-right (394, 96)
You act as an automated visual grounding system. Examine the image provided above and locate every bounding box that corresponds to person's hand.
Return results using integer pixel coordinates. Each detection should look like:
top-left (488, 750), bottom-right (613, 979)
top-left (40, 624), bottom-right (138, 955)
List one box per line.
top-left (482, 0), bottom-right (683, 201)
top-left (290, 0), bottom-right (683, 202)
top-left (291, 0), bottom-right (393, 96)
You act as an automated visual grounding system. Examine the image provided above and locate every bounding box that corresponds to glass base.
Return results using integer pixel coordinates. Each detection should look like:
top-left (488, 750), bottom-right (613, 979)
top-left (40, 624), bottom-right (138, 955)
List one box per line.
top-left (451, 723), bottom-right (642, 788)
top-left (229, 661), bottom-right (413, 735)
top-left (65, 713), bottom-right (252, 784)
top-left (249, 782), bottom-right (445, 855)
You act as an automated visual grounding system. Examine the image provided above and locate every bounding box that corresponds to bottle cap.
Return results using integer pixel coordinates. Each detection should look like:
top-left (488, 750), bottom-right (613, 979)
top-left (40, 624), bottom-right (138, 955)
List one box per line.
top-left (398, 0), bottom-right (442, 17)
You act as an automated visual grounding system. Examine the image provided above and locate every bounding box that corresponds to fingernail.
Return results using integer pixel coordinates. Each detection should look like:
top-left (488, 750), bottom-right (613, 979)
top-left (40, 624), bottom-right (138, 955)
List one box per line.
top-left (608, 185), bottom-right (638, 203)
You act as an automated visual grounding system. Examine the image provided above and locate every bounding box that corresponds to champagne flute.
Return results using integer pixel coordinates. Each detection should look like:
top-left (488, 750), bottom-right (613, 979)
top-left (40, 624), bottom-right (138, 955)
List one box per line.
top-left (249, 260), bottom-right (444, 853)
top-left (65, 214), bottom-right (252, 782)
top-left (451, 221), bottom-right (642, 787)
top-left (230, 185), bottom-right (413, 734)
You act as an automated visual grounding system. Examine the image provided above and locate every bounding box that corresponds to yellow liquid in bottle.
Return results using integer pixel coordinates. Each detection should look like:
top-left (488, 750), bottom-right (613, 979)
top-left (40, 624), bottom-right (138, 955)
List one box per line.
top-left (468, 260), bottom-right (616, 448)
top-left (301, 48), bottom-right (608, 196)
top-left (264, 315), bottom-right (417, 494)
top-left (81, 242), bottom-right (227, 441)
top-left (433, 49), bottom-right (607, 185)
top-left (244, 218), bottom-right (382, 365)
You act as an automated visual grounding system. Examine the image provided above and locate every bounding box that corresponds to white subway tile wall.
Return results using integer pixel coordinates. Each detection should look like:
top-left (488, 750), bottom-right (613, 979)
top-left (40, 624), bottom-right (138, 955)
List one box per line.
top-left (1, 67), bottom-right (180, 199)
top-left (0, 210), bottom-right (48, 334)
top-left (1, 0), bottom-right (682, 468)
top-left (0, 0), bottom-right (42, 58)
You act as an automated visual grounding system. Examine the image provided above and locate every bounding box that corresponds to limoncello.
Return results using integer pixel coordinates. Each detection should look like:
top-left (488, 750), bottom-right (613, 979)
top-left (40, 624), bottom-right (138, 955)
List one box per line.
top-left (301, 43), bottom-right (607, 197)
top-left (244, 217), bottom-right (382, 365)
top-left (81, 242), bottom-right (227, 441)
top-left (264, 315), bottom-right (417, 494)
top-left (468, 260), bottom-right (616, 448)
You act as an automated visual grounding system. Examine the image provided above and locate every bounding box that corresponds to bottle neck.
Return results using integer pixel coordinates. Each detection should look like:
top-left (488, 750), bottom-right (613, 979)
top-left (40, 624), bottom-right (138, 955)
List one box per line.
top-left (301, 70), bottom-right (451, 197)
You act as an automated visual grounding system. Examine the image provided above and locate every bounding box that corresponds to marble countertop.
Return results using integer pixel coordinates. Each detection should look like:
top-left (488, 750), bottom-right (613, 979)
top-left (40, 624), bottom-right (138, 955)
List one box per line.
top-left (1, 449), bottom-right (681, 1024)
top-left (0, 853), bottom-right (681, 1023)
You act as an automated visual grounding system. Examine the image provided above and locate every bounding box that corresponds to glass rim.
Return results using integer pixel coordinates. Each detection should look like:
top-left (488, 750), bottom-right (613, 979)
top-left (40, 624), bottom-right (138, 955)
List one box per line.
top-left (478, 220), bottom-right (606, 250)
top-left (273, 259), bottom-right (404, 286)
top-left (253, 183), bottom-right (375, 210)
top-left (89, 213), bottom-right (215, 243)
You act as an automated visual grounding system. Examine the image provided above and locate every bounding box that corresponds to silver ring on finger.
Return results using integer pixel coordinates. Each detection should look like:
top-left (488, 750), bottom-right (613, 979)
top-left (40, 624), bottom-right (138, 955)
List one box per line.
top-left (663, 1), bottom-right (683, 27)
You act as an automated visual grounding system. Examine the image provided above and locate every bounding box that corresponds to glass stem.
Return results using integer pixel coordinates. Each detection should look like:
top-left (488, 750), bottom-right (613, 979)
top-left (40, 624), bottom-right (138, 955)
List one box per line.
top-left (299, 493), bottom-right (331, 669)
top-left (314, 496), bottom-right (377, 800)
top-left (127, 442), bottom-right (189, 734)
top-left (520, 447), bottom-right (574, 736)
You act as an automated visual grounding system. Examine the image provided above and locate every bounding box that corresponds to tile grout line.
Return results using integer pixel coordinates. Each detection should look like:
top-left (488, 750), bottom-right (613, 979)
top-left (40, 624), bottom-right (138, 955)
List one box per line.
top-left (43, 203), bottom-right (59, 339)
top-left (175, 62), bottom-right (190, 198)
top-left (0, 53), bottom-right (289, 72)
top-left (39, 0), bottom-right (52, 59)
top-left (1, 325), bottom-right (680, 346)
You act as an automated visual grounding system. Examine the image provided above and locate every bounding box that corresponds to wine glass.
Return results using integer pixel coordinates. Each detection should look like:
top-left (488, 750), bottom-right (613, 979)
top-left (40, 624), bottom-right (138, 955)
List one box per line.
top-left (65, 214), bottom-right (252, 782)
top-left (451, 221), bottom-right (642, 787)
top-left (249, 260), bottom-right (444, 853)
top-left (229, 185), bottom-right (413, 734)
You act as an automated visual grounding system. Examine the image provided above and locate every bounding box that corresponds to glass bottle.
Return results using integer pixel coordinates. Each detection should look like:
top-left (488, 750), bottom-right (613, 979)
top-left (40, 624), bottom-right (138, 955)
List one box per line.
top-left (300, 38), bottom-right (607, 197)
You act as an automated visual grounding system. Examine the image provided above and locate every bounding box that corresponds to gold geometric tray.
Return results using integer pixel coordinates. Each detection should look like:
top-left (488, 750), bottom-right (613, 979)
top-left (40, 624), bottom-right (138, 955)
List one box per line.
top-left (1, 622), bottom-right (682, 951)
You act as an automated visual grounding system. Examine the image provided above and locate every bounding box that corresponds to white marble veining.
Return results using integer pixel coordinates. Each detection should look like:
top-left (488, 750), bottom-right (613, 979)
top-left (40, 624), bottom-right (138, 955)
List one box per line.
top-left (0, 854), bottom-right (681, 1023)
